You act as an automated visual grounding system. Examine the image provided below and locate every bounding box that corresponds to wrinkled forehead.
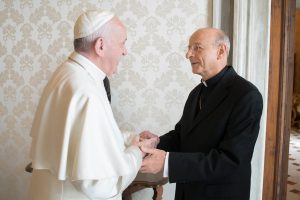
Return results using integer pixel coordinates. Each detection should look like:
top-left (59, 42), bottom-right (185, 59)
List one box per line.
top-left (189, 30), bottom-right (216, 45)
top-left (108, 17), bottom-right (127, 39)
top-left (116, 25), bottom-right (127, 41)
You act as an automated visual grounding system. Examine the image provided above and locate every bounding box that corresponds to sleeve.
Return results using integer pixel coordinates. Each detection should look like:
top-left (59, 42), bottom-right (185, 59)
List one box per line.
top-left (158, 85), bottom-right (200, 152)
top-left (157, 119), bottom-right (182, 152)
top-left (163, 152), bottom-right (169, 177)
top-left (66, 92), bottom-right (142, 183)
top-left (121, 130), bottom-right (137, 147)
top-left (72, 147), bottom-right (139, 199)
top-left (168, 90), bottom-right (263, 183)
top-left (73, 178), bottom-right (120, 199)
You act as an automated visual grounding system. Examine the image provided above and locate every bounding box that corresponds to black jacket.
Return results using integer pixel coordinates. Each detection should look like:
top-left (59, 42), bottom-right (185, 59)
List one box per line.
top-left (158, 66), bottom-right (263, 200)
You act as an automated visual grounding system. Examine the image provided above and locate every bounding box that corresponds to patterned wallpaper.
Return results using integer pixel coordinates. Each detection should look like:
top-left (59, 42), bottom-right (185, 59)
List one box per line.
top-left (0, 0), bottom-right (211, 199)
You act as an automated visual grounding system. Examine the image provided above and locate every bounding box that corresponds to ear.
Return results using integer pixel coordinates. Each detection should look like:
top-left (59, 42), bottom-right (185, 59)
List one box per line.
top-left (217, 43), bottom-right (227, 60)
top-left (94, 37), bottom-right (104, 56)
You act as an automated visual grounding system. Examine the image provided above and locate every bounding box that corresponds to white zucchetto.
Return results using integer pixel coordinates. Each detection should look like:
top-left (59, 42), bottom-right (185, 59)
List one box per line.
top-left (74, 10), bottom-right (114, 39)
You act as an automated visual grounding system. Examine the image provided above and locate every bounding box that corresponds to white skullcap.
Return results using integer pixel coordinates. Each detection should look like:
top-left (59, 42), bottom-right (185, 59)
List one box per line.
top-left (74, 10), bottom-right (114, 39)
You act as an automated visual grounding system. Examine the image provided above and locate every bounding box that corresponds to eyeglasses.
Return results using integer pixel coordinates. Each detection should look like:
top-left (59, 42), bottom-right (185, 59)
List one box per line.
top-left (186, 43), bottom-right (204, 53)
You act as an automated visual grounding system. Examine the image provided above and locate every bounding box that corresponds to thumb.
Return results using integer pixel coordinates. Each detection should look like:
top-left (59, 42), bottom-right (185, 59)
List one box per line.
top-left (141, 146), bottom-right (156, 154)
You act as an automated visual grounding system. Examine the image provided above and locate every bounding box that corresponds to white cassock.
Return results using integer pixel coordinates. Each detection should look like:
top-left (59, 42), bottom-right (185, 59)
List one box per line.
top-left (28, 52), bottom-right (142, 200)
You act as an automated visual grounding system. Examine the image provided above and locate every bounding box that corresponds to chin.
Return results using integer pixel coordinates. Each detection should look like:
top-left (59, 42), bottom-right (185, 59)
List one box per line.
top-left (192, 68), bottom-right (200, 74)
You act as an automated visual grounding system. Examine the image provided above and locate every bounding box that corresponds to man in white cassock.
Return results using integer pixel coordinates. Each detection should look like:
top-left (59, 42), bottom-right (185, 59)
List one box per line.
top-left (28, 10), bottom-right (159, 200)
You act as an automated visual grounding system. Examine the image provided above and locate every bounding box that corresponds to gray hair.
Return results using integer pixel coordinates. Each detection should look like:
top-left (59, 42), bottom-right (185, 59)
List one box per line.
top-left (73, 21), bottom-right (111, 53)
top-left (214, 30), bottom-right (231, 56)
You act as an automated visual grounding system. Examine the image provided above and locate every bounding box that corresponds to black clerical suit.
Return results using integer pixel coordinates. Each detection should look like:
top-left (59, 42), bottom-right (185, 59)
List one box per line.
top-left (157, 66), bottom-right (263, 200)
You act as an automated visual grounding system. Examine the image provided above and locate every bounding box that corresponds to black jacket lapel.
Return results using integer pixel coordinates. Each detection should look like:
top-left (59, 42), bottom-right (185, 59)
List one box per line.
top-left (185, 67), bottom-right (237, 134)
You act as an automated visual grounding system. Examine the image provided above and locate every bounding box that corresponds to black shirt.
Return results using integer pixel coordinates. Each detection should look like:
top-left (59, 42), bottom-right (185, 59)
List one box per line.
top-left (199, 65), bottom-right (229, 110)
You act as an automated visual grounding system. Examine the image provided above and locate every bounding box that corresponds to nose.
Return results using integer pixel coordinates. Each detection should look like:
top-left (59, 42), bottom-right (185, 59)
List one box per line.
top-left (186, 49), bottom-right (193, 59)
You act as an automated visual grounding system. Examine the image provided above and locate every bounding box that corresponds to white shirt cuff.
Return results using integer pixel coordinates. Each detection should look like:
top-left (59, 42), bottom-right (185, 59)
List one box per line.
top-left (163, 152), bottom-right (169, 177)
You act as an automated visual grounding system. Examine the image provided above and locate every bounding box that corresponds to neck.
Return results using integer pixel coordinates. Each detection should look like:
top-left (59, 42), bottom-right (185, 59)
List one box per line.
top-left (203, 64), bottom-right (227, 81)
top-left (77, 51), bottom-right (107, 75)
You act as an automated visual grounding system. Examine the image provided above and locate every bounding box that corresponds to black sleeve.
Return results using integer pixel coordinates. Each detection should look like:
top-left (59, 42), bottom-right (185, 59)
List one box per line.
top-left (158, 85), bottom-right (200, 152)
top-left (157, 118), bottom-right (182, 152)
top-left (168, 90), bottom-right (263, 183)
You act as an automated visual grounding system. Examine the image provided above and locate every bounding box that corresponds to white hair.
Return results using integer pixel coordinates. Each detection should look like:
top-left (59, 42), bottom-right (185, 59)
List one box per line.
top-left (73, 20), bottom-right (112, 53)
top-left (215, 30), bottom-right (231, 56)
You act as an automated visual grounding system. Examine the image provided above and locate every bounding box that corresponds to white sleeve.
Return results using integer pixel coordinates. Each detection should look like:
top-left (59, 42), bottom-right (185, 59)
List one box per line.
top-left (163, 152), bottom-right (169, 177)
top-left (72, 145), bottom-right (141, 199)
top-left (66, 93), bottom-right (143, 181)
top-left (72, 174), bottom-right (135, 199)
top-left (121, 130), bottom-right (137, 147)
top-left (73, 178), bottom-right (119, 199)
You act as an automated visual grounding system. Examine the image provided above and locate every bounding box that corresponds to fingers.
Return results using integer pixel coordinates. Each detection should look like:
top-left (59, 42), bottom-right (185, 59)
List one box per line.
top-left (131, 135), bottom-right (140, 146)
top-left (140, 131), bottom-right (158, 139)
top-left (140, 137), bottom-right (158, 149)
top-left (140, 131), bottom-right (160, 149)
top-left (139, 165), bottom-right (149, 173)
top-left (140, 155), bottom-right (162, 174)
top-left (140, 156), bottom-right (154, 173)
top-left (139, 149), bottom-right (166, 174)
top-left (140, 146), bottom-right (156, 154)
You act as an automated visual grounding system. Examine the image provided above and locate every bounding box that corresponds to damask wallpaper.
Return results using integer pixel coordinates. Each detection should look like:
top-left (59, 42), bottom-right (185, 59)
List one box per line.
top-left (0, 0), bottom-right (212, 199)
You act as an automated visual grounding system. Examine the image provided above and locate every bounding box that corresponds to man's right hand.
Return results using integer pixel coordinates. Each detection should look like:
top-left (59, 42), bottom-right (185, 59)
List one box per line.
top-left (139, 131), bottom-right (160, 148)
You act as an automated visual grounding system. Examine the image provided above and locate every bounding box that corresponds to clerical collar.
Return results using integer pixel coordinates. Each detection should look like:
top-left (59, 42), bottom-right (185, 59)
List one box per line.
top-left (201, 66), bottom-right (229, 88)
top-left (68, 52), bottom-right (106, 86)
top-left (201, 79), bottom-right (208, 87)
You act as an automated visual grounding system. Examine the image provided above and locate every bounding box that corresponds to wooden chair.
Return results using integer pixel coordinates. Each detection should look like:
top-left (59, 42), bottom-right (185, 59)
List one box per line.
top-left (122, 172), bottom-right (168, 200)
top-left (25, 162), bottom-right (33, 173)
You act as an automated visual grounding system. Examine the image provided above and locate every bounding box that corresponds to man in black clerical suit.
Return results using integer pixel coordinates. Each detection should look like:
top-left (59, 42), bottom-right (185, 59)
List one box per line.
top-left (140, 28), bottom-right (263, 200)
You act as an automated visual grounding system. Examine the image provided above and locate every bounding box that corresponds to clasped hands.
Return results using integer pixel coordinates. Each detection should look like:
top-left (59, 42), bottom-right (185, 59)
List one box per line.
top-left (134, 131), bottom-right (166, 174)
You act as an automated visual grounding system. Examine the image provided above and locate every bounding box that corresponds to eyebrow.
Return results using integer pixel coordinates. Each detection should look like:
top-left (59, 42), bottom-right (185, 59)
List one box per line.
top-left (189, 42), bottom-right (203, 46)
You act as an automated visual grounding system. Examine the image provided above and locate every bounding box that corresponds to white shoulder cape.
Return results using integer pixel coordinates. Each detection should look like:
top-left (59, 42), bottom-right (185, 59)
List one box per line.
top-left (30, 52), bottom-right (141, 181)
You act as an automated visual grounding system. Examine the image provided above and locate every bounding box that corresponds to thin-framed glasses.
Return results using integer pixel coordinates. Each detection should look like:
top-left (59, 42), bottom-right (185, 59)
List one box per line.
top-left (186, 43), bottom-right (204, 53)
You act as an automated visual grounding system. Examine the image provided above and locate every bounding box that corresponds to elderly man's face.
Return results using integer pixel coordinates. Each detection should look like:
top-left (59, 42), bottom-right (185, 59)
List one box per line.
top-left (103, 18), bottom-right (128, 76)
top-left (185, 30), bottom-right (219, 80)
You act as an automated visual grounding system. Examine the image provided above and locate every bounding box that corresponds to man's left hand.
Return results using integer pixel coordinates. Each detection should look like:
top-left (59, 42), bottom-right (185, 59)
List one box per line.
top-left (140, 147), bottom-right (166, 174)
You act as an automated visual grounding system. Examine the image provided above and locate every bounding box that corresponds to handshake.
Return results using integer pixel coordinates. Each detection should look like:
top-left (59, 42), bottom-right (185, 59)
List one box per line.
top-left (131, 131), bottom-right (167, 174)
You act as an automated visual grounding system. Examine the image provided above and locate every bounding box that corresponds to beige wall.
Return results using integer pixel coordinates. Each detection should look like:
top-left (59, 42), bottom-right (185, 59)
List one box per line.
top-left (0, 1), bottom-right (212, 199)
